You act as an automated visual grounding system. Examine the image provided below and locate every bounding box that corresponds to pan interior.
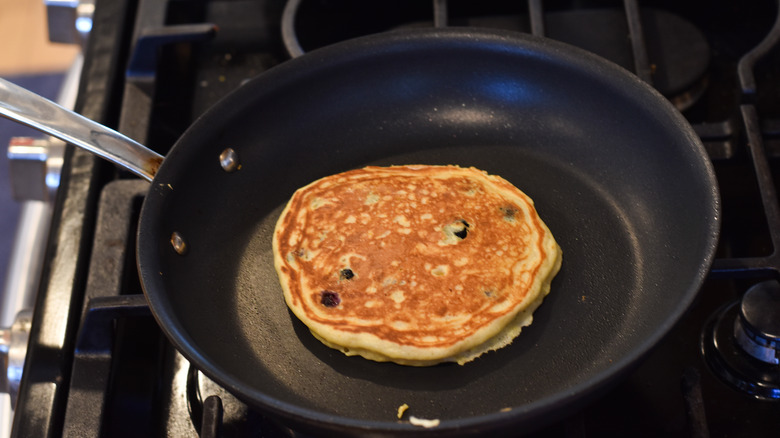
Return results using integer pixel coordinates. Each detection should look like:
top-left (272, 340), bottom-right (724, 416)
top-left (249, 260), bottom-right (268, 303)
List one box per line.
top-left (231, 146), bottom-right (642, 417)
top-left (138, 29), bottom-right (717, 430)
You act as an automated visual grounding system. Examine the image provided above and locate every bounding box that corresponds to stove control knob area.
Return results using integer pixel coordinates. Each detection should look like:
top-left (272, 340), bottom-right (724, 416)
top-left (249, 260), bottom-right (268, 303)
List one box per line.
top-left (0, 309), bottom-right (32, 407)
top-left (735, 280), bottom-right (780, 364)
top-left (7, 137), bottom-right (64, 203)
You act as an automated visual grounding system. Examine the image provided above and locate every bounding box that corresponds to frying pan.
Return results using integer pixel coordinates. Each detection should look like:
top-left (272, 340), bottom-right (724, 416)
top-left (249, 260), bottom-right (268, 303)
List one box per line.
top-left (1, 28), bottom-right (719, 436)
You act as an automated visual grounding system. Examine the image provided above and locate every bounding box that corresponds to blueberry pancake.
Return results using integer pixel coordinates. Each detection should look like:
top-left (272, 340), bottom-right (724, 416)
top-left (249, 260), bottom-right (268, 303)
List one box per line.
top-left (273, 165), bottom-right (562, 366)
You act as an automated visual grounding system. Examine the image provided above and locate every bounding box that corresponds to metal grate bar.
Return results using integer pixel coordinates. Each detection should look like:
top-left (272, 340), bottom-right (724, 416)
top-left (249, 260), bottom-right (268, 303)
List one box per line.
top-left (528, 0), bottom-right (545, 36)
top-left (623, 0), bottom-right (653, 84)
top-left (433, 0), bottom-right (448, 28)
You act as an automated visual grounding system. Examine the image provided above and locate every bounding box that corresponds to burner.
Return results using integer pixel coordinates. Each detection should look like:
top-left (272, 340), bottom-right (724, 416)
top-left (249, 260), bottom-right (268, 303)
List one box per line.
top-left (702, 281), bottom-right (780, 400)
top-left (285, 3), bottom-right (710, 110)
top-left (542, 8), bottom-right (711, 111)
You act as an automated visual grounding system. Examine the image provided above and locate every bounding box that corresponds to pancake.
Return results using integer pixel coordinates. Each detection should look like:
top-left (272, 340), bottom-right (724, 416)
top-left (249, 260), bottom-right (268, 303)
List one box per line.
top-left (272, 165), bottom-right (562, 366)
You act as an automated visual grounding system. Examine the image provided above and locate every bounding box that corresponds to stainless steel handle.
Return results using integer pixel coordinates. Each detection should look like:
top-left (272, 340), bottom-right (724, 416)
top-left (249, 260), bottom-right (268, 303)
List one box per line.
top-left (0, 78), bottom-right (163, 182)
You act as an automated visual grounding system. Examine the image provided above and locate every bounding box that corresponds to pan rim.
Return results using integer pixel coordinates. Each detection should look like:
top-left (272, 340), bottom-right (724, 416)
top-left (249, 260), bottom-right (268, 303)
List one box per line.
top-left (137, 26), bottom-right (721, 434)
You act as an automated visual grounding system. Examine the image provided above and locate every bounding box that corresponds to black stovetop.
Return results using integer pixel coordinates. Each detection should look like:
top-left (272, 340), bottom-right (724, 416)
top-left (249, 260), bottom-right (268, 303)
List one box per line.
top-left (13, 0), bottom-right (780, 436)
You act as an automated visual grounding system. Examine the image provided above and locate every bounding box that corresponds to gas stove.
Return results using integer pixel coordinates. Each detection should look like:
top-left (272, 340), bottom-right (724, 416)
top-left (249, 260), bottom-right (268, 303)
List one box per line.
top-left (3, 0), bottom-right (780, 436)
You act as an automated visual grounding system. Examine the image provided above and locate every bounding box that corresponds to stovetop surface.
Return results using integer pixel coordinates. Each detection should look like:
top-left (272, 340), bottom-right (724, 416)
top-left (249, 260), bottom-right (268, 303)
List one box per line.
top-left (12, 0), bottom-right (780, 436)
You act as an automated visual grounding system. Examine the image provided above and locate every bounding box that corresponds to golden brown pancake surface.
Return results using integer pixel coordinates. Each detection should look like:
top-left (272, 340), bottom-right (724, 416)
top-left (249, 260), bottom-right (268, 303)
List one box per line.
top-left (273, 165), bottom-right (561, 366)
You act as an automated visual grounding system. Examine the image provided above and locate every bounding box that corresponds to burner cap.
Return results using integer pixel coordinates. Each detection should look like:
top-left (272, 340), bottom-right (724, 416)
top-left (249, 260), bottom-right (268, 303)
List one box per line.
top-left (737, 280), bottom-right (780, 363)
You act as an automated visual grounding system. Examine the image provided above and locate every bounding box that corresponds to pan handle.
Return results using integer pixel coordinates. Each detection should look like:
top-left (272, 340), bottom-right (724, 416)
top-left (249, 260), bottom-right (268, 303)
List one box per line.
top-left (0, 78), bottom-right (163, 182)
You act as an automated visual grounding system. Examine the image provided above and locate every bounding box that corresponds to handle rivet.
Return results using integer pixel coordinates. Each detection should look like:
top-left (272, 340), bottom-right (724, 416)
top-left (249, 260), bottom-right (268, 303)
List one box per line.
top-left (219, 148), bottom-right (240, 172)
top-left (171, 232), bottom-right (188, 255)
